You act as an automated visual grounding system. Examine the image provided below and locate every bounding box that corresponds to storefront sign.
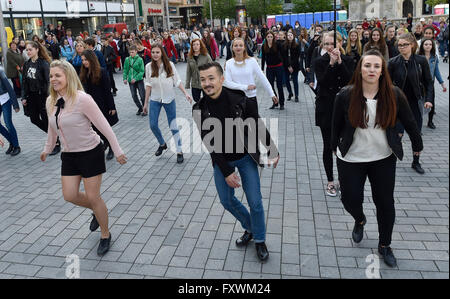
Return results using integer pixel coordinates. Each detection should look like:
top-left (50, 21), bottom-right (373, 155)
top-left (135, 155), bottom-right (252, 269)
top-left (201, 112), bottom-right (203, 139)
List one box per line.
top-left (148, 8), bottom-right (162, 14)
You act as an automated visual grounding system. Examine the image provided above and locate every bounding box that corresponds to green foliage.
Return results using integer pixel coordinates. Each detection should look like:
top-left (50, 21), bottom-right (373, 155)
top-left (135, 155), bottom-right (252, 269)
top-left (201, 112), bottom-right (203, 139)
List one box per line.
top-left (425, 0), bottom-right (448, 7)
top-left (292, 0), bottom-right (333, 13)
top-left (245, 0), bottom-right (284, 18)
top-left (202, 0), bottom-right (238, 21)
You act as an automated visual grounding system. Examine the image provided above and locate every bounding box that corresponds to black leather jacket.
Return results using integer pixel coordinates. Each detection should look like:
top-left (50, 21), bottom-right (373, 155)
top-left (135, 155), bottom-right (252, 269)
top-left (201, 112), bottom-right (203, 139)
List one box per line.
top-left (192, 87), bottom-right (279, 176)
top-left (331, 86), bottom-right (423, 161)
top-left (387, 54), bottom-right (434, 105)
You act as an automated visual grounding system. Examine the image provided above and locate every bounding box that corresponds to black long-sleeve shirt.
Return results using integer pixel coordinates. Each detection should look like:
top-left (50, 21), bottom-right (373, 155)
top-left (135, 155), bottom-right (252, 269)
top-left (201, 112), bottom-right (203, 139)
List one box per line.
top-left (261, 41), bottom-right (283, 70)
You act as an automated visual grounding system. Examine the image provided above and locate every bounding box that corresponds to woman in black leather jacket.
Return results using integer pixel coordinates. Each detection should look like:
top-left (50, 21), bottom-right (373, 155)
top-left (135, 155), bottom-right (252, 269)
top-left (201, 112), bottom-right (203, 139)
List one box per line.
top-left (387, 33), bottom-right (433, 174)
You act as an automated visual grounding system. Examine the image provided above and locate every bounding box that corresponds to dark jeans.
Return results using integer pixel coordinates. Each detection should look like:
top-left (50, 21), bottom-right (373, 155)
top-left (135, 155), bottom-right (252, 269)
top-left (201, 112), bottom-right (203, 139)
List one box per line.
top-left (266, 66), bottom-right (285, 106)
top-left (337, 154), bottom-right (397, 247)
top-left (10, 78), bottom-right (21, 99)
top-left (129, 80), bottom-right (145, 110)
top-left (299, 52), bottom-right (307, 78)
top-left (220, 43), bottom-right (226, 57)
top-left (27, 93), bottom-right (48, 133)
top-left (397, 100), bottom-right (422, 134)
top-left (191, 88), bottom-right (203, 103)
top-left (319, 126), bottom-right (334, 182)
top-left (284, 70), bottom-right (299, 98)
top-left (0, 100), bottom-right (19, 147)
top-left (107, 65), bottom-right (117, 92)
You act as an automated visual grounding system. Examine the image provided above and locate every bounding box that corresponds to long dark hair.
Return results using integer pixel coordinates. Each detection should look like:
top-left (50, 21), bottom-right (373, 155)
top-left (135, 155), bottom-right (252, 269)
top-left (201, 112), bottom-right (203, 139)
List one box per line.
top-left (283, 31), bottom-right (299, 50)
top-left (348, 49), bottom-right (397, 129)
top-left (79, 50), bottom-right (102, 85)
top-left (418, 38), bottom-right (436, 57)
top-left (263, 31), bottom-right (277, 53)
top-left (150, 44), bottom-right (173, 78)
top-left (365, 28), bottom-right (387, 57)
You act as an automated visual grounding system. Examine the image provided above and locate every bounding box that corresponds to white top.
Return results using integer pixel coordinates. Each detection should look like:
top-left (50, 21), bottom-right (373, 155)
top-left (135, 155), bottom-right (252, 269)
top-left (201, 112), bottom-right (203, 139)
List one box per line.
top-left (223, 58), bottom-right (275, 98)
top-left (337, 99), bottom-right (392, 163)
top-left (144, 61), bottom-right (182, 104)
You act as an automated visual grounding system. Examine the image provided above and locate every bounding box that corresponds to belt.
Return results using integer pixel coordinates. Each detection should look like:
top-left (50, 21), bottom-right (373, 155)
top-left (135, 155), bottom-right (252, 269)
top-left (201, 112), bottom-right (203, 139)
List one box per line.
top-left (267, 63), bottom-right (283, 68)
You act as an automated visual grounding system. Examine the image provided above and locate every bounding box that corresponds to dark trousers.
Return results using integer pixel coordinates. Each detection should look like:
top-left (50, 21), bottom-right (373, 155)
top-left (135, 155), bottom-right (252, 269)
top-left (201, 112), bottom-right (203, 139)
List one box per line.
top-left (129, 80), bottom-right (145, 110)
top-left (107, 65), bottom-right (117, 92)
top-left (28, 93), bottom-right (48, 133)
top-left (337, 154), bottom-right (397, 247)
top-left (266, 65), bottom-right (285, 106)
top-left (191, 88), bottom-right (203, 103)
top-left (299, 52), bottom-right (307, 78)
top-left (10, 78), bottom-right (21, 99)
top-left (284, 70), bottom-right (299, 98)
top-left (319, 126), bottom-right (334, 182)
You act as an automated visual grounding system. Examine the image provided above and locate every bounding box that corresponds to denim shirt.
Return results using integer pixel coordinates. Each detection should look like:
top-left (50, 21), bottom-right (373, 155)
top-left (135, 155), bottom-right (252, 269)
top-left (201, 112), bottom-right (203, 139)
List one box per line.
top-left (0, 68), bottom-right (19, 110)
top-left (428, 55), bottom-right (444, 84)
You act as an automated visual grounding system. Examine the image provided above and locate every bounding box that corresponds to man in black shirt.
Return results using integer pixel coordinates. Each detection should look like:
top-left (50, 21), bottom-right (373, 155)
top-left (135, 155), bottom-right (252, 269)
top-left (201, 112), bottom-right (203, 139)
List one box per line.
top-left (194, 62), bottom-right (280, 262)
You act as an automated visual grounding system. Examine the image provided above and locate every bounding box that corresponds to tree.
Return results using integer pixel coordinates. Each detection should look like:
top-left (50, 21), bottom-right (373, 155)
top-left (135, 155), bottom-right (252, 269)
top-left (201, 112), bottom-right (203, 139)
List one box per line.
top-left (292, 0), bottom-right (333, 14)
top-left (245, 0), bottom-right (283, 19)
top-left (425, 0), bottom-right (448, 7)
top-left (202, 0), bottom-right (237, 26)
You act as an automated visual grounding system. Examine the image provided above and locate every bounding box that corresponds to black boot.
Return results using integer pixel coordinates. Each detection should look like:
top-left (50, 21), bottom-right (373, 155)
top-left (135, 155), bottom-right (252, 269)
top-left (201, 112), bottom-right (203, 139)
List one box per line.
top-left (155, 143), bottom-right (168, 156)
top-left (352, 215), bottom-right (366, 243)
top-left (10, 146), bottom-right (21, 156)
top-left (378, 245), bottom-right (397, 268)
top-left (411, 155), bottom-right (425, 174)
top-left (236, 231), bottom-right (253, 247)
top-left (97, 233), bottom-right (112, 256)
top-left (5, 144), bottom-right (13, 155)
top-left (427, 115), bottom-right (436, 129)
top-left (255, 242), bottom-right (269, 261)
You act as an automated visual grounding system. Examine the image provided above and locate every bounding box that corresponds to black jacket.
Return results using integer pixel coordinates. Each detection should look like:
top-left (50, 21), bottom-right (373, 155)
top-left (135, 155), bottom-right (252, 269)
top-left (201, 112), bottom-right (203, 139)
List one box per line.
top-left (386, 38), bottom-right (399, 59)
top-left (313, 53), bottom-right (354, 128)
top-left (192, 87), bottom-right (279, 177)
top-left (388, 54), bottom-right (434, 105)
top-left (22, 58), bottom-right (50, 98)
top-left (281, 42), bottom-right (301, 73)
top-left (261, 40), bottom-right (284, 70)
top-left (331, 86), bottom-right (423, 161)
top-left (102, 45), bottom-right (118, 67)
top-left (82, 68), bottom-right (118, 126)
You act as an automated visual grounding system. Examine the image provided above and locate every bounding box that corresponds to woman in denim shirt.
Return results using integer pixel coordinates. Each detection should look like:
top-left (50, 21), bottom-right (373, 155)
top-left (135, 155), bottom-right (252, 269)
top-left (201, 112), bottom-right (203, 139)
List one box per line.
top-left (0, 67), bottom-right (21, 156)
top-left (419, 38), bottom-right (447, 129)
top-left (60, 38), bottom-right (75, 62)
top-left (71, 41), bottom-right (86, 74)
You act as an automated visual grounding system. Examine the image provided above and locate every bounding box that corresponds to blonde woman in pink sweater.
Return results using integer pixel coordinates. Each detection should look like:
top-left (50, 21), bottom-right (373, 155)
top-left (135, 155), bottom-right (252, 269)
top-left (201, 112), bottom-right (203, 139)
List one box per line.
top-left (40, 60), bottom-right (127, 256)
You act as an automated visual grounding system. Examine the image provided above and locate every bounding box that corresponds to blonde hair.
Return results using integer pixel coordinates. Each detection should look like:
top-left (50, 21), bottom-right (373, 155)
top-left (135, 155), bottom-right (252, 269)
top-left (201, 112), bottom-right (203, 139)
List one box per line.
top-left (323, 31), bottom-right (346, 54)
top-left (231, 37), bottom-right (250, 60)
top-left (46, 60), bottom-right (84, 114)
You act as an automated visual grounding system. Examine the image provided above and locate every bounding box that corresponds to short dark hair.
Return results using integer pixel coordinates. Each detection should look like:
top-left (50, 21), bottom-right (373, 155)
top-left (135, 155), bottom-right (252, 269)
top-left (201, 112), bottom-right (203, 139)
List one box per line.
top-left (85, 38), bottom-right (96, 47)
top-left (198, 62), bottom-right (223, 76)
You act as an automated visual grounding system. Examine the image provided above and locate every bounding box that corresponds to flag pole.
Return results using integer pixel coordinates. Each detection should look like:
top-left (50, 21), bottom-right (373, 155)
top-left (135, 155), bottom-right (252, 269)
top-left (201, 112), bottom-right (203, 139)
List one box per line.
top-left (334, 0), bottom-right (337, 48)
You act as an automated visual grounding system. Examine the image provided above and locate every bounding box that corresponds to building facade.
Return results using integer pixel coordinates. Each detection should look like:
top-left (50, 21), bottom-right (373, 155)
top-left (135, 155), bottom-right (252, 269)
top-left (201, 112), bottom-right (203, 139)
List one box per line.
top-left (2, 0), bottom-right (136, 39)
top-left (348, 0), bottom-right (434, 20)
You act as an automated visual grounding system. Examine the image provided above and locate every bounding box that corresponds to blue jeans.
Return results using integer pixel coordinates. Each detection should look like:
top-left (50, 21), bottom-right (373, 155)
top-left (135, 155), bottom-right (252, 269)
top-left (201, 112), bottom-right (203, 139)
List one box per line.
top-left (149, 100), bottom-right (182, 153)
top-left (213, 154), bottom-right (266, 243)
top-left (438, 40), bottom-right (447, 57)
top-left (0, 100), bottom-right (19, 147)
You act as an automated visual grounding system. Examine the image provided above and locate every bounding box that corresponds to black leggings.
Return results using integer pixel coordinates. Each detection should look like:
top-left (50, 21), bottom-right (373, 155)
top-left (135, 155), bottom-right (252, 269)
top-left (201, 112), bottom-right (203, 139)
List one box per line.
top-left (319, 126), bottom-right (334, 182)
top-left (27, 93), bottom-right (48, 133)
top-left (337, 154), bottom-right (397, 247)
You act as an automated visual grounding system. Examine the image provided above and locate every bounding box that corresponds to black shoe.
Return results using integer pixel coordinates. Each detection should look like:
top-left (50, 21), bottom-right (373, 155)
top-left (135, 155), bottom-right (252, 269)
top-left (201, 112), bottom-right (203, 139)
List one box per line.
top-left (255, 242), bottom-right (269, 261)
top-left (90, 213), bottom-right (99, 232)
top-left (287, 94), bottom-right (293, 101)
top-left (155, 143), bottom-right (168, 156)
top-left (49, 144), bottom-right (61, 156)
top-left (10, 146), bottom-right (21, 156)
top-left (412, 162), bottom-right (425, 174)
top-left (378, 245), bottom-right (397, 268)
top-left (236, 231), bottom-right (253, 247)
top-left (141, 112), bottom-right (148, 117)
top-left (112, 91), bottom-right (117, 97)
top-left (280, 106), bottom-right (285, 110)
top-left (177, 153), bottom-right (184, 164)
top-left (427, 121), bottom-right (436, 129)
top-left (5, 144), bottom-right (13, 155)
top-left (269, 104), bottom-right (278, 109)
top-left (136, 108), bottom-right (143, 115)
top-left (97, 233), bottom-right (111, 256)
top-left (106, 147), bottom-right (114, 160)
top-left (294, 97), bottom-right (299, 102)
top-left (352, 215), bottom-right (366, 243)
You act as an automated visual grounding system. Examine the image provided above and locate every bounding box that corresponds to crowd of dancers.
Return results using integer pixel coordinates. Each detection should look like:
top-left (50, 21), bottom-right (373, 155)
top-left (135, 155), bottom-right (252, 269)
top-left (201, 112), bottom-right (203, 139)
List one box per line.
top-left (0, 15), bottom-right (448, 266)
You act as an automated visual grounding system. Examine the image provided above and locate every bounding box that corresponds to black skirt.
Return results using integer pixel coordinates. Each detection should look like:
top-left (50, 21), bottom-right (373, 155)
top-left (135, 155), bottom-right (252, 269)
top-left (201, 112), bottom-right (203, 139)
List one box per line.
top-left (61, 143), bottom-right (106, 178)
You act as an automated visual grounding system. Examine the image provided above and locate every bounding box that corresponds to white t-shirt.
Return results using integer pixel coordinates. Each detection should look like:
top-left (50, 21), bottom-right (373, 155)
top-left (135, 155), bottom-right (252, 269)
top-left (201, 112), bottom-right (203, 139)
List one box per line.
top-left (337, 99), bottom-right (392, 163)
top-left (144, 61), bottom-right (182, 103)
top-left (223, 58), bottom-right (275, 98)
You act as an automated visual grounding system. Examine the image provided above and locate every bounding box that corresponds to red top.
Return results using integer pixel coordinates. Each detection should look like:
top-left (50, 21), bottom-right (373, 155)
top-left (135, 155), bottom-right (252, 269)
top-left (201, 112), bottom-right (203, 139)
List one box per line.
top-left (142, 39), bottom-right (151, 50)
top-left (163, 38), bottom-right (178, 59)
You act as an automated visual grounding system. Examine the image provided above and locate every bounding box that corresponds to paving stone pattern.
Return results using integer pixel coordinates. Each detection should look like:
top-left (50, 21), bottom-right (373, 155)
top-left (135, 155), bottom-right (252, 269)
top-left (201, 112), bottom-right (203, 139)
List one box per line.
top-left (0, 58), bottom-right (448, 279)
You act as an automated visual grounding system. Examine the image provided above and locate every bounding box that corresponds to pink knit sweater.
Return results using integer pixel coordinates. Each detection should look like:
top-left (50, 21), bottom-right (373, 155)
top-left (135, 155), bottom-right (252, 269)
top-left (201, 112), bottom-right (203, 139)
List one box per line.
top-left (44, 91), bottom-right (123, 157)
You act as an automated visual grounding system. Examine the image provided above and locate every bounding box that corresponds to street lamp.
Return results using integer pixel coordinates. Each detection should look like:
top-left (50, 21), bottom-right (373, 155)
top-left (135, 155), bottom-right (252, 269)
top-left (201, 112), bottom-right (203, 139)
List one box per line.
top-left (209, 0), bottom-right (213, 28)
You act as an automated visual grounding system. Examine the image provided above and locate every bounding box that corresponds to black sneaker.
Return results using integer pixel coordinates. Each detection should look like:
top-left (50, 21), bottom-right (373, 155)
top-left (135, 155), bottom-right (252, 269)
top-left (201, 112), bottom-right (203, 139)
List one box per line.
top-left (412, 162), bottom-right (425, 174)
top-left (10, 147), bottom-right (21, 156)
top-left (280, 106), bottom-right (285, 110)
top-left (177, 153), bottom-right (184, 164)
top-left (255, 242), bottom-right (269, 261)
top-left (294, 97), bottom-right (299, 102)
top-left (236, 231), bottom-right (253, 247)
top-left (97, 233), bottom-right (111, 256)
top-left (352, 215), bottom-right (366, 244)
top-left (287, 94), bottom-right (293, 101)
top-left (49, 144), bottom-right (61, 156)
top-left (136, 108), bottom-right (143, 115)
top-left (378, 245), bottom-right (397, 268)
top-left (427, 121), bottom-right (436, 129)
top-left (155, 143), bottom-right (168, 156)
top-left (90, 213), bottom-right (99, 232)
top-left (269, 104), bottom-right (278, 109)
top-left (5, 144), bottom-right (13, 155)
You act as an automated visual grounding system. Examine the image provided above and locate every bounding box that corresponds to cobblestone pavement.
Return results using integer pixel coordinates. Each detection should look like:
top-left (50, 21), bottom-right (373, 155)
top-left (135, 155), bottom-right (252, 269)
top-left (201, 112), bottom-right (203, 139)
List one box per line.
top-left (0, 58), bottom-right (448, 279)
